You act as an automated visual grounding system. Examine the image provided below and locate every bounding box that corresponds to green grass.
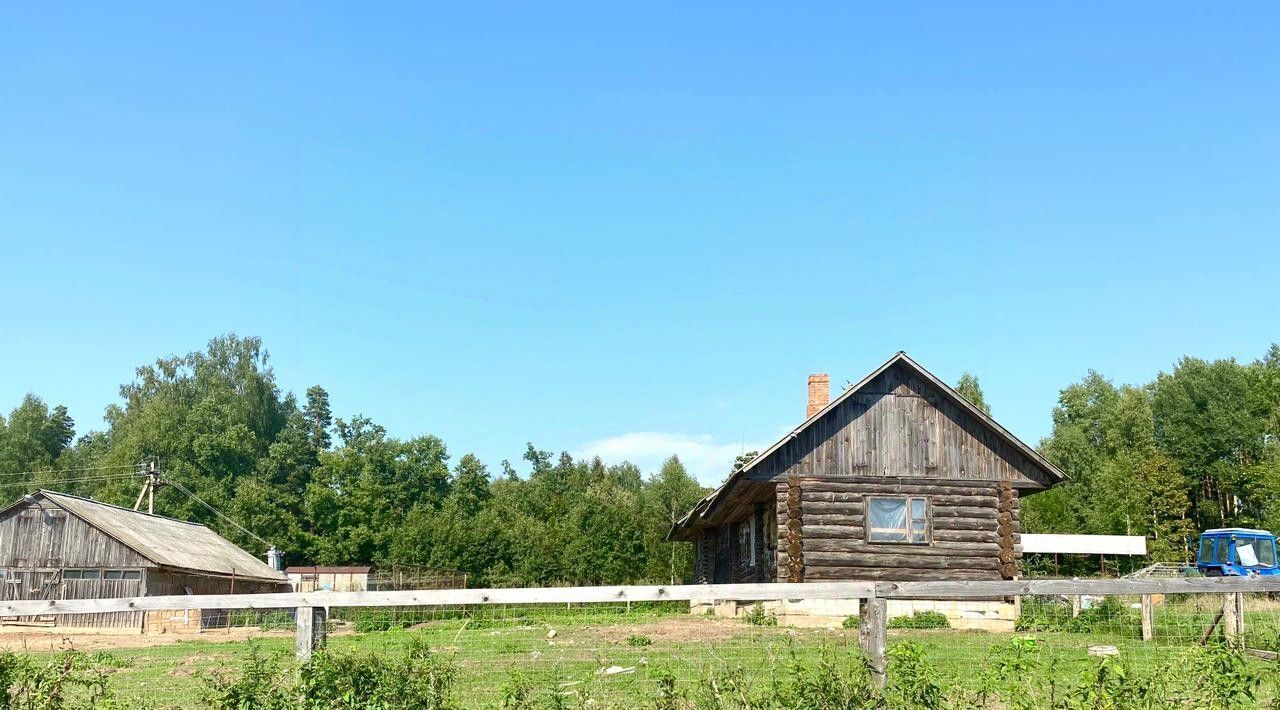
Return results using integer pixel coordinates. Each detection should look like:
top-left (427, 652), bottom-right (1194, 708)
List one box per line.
top-left (35, 598), bottom-right (1280, 707)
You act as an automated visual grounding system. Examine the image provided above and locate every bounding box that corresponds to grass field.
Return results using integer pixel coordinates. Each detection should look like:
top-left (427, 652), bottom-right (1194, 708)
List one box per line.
top-left (12, 595), bottom-right (1260, 708)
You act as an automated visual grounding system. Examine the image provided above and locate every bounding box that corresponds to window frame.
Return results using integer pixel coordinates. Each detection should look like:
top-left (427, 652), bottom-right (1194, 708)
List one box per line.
top-left (864, 495), bottom-right (931, 545)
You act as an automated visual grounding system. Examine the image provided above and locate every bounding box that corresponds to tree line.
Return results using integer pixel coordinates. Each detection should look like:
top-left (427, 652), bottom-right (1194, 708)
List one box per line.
top-left (0, 334), bottom-right (1277, 583)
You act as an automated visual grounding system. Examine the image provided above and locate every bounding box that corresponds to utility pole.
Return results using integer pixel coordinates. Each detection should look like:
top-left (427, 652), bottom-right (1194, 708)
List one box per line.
top-left (133, 459), bottom-right (165, 514)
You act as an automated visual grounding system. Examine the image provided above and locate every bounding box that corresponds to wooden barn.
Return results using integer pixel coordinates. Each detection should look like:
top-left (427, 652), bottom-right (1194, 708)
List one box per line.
top-left (671, 352), bottom-right (1068, 585)
top-left (0, 490), bottom-right (290, 631)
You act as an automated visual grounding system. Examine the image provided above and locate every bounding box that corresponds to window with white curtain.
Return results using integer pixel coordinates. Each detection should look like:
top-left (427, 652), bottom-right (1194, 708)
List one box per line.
top-left (866, 496), bottom-right (930, 544)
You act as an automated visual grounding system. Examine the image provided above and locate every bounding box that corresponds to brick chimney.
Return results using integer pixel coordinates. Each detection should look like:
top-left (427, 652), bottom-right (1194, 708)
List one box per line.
top-left (807, 373), bottom-right (830, 419)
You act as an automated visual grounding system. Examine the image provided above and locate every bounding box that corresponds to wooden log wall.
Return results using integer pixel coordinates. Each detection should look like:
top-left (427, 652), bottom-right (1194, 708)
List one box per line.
top-left (693, 531), bottom-right (714, 584)
top-left (795, 477), bottom-right (1021, 582)
top-left (784, 478), bottom-right (805, 582)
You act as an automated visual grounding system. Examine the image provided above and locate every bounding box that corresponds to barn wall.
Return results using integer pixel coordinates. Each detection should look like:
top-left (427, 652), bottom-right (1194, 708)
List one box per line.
top-left (0, 502), bottom-right (151, 569)
top-left (147, 570), bottom-right (289, 630)
top-left (745, 362), bottom-right (1052, 488)
top-left (788, 477), bottom-right (1022, 582)
top-left (0, 500), bottom-right (153, 629)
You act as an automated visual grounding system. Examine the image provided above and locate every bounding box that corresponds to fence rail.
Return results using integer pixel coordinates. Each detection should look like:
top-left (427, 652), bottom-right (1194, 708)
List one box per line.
top-left (6, 575), bottom-right (1280, 683)
top-left (3, 576), bottom-right (1277, 618)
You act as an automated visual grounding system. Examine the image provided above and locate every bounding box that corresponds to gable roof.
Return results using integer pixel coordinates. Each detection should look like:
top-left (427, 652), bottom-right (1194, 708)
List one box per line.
top-left (6, 490), bottom-right (287, 584)
top-left (673, 352), bottom-right (1068, 536)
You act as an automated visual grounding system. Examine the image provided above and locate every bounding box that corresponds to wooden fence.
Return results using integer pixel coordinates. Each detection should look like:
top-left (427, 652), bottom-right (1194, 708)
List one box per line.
top-left (2, 577), bottom-right (1278, 687)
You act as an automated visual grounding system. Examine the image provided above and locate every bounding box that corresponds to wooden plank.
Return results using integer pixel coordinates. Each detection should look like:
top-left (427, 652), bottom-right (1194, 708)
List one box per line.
top-left (876, 577), bottom-right (1280, 598)
top-left (0, 582), bottom-right (883, 617)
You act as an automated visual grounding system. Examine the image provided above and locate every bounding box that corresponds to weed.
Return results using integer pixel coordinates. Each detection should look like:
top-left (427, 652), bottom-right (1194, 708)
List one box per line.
top-left (741, 603), bottom-right (777, 627)
top-left (887, 611), bottom-right (949, 630)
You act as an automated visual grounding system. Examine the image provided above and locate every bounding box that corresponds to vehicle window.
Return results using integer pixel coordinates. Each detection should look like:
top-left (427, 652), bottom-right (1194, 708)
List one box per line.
top-left (1215, 541), bottom-right (1232, 564)
top-left (1199, 537), bottom-right (1214, 563)
top-left (1235, 538), bottom-right (1275, 567)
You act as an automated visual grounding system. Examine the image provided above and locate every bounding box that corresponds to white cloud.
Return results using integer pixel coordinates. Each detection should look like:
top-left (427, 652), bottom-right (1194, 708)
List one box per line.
top-left (572, 432), bottom-right (767, 486)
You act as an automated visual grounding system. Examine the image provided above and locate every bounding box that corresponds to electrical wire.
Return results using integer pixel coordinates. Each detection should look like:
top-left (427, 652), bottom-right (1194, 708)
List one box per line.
top-left (0, 463), bottom-right (140, 480)
top-left (0, 474), bottom-right (138, 490)
top-left (166, 478), bottom-right (273, 548)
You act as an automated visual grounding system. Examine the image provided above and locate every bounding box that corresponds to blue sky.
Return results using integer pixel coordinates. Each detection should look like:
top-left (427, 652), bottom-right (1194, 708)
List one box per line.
top-left (1, 3), bottom-right (1277, 485)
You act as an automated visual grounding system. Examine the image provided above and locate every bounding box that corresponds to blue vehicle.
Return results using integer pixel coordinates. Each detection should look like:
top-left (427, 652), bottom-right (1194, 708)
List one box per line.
top-left (1196, 528), bottom-right (1280, 577)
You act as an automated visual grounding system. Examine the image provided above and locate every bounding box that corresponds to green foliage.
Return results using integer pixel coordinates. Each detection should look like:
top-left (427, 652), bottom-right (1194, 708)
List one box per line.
top-left (841, 615), bottom-right (858, 629)
top-left (954, 372), bottom-right (991, 415)
top-left (886, 610), bottom-right (949, 630)
top-left (200, 643), bottom-right (294, 710)
top-left (741, 603), bottom-right (777, 627)
top-left (626, 634), bottom-right (652, 647)
top-left (0, 649), bottom-right (123, 710)
top-left (1016, 596), bottom-right (1132, 634)
top-left (886, 642), bottom-right (944, 709)
top-left (203, 637), bottom-right (457, 710)
top-left (298, 637), bottom-right (457, 709)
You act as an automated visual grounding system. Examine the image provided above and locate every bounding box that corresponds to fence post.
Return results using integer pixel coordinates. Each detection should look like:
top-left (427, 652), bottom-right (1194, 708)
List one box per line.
top-left (296, 606), bottom-right (327, 662)
top-left (1222, 593), bottom-right (1242, 648)
top-left (858, 596), bottom-right (887, 689)
top-left (1140, 595), bottom-right (1154, 641)
top-left (1070, 595), bottom-right (1081, 618)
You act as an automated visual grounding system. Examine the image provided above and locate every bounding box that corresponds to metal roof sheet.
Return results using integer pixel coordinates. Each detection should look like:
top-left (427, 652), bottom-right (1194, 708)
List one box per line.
top-left (30, 490), bottom-right (287, 583)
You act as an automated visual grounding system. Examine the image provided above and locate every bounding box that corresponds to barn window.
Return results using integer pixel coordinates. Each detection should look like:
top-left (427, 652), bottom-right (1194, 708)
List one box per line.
top-left (122, 570), bottom-right (141, 581)
top-left (80, 570), bottom-right (101, 580)
top-left (63, 570), bottom-right (82, 580)
top-left (866, 497), bottom-right (930, 544)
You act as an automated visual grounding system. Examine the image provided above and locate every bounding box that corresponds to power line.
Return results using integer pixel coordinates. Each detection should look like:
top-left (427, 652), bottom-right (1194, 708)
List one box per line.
top-left (0, 474), bottom-right (138, 490)
top-left (167, 478), bottom-right (272, 548)
top-left (0, 463), bottom-right (141, 480)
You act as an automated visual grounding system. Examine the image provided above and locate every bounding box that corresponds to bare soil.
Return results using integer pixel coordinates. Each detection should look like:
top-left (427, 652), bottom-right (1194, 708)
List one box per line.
top-left (0, 627), bottom-right (293, 652)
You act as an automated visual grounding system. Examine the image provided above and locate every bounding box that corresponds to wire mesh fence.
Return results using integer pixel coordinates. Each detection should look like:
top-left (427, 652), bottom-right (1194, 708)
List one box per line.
top-left (4, 583), bottom-right (1280, 708)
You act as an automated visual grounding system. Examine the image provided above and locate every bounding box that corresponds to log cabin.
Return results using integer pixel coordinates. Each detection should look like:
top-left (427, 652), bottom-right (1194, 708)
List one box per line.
top-left (0, 490), bottom-right (290, 632)
top-left (670, 352), bottom-right (1067, 584)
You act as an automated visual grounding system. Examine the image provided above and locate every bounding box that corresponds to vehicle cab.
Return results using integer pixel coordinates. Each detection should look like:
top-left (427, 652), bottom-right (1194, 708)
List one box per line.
top-left (1196, 528), bottom-right (1280, 577)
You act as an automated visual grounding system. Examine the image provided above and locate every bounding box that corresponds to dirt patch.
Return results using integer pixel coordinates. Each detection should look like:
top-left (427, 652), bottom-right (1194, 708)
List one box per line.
top-left (0, 627), bottom-right (292, 652)
top-left (573, 616), bottom-right (786, 645)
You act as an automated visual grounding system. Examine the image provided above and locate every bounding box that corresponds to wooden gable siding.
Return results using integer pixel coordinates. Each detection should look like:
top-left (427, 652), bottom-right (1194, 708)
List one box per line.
top-left (0, 501), bottom-right (153, 570)
top-left (746, 363), bottom-right (1053, 488)
top-left (778, 478), bottom-right (1022, 582)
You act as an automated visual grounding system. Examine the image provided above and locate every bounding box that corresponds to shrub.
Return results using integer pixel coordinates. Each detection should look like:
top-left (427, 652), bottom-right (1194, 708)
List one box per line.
top-left (887, 611), bottom-right (949, 630)
top-left (741, 602), bottom-right (777, 627)
top-left (201, 643), bottom-right (294, 710)
top-left (350, 609), bottom-right (413, 633)
top-left (627, 634), bottom-right (652, 647)
top-left (886, 642), bottom-right (944, 709)
top-left (841, 616), bottom-right (858, 629)
top-left (0, 648), bottom-right (126, 710)
top-left (298, 637), bottom-right (457, 709)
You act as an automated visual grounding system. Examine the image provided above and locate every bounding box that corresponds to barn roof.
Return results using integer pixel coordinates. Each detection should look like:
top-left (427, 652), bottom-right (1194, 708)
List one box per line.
top-left (9, 490), bottom-right (287, 584)
top-left (671, 352), bottom-right (1068, 538)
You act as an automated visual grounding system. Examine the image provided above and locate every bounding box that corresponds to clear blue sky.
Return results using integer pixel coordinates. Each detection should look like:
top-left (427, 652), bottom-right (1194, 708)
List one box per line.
top-left (2, 3), bottom-right (1277, 484)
